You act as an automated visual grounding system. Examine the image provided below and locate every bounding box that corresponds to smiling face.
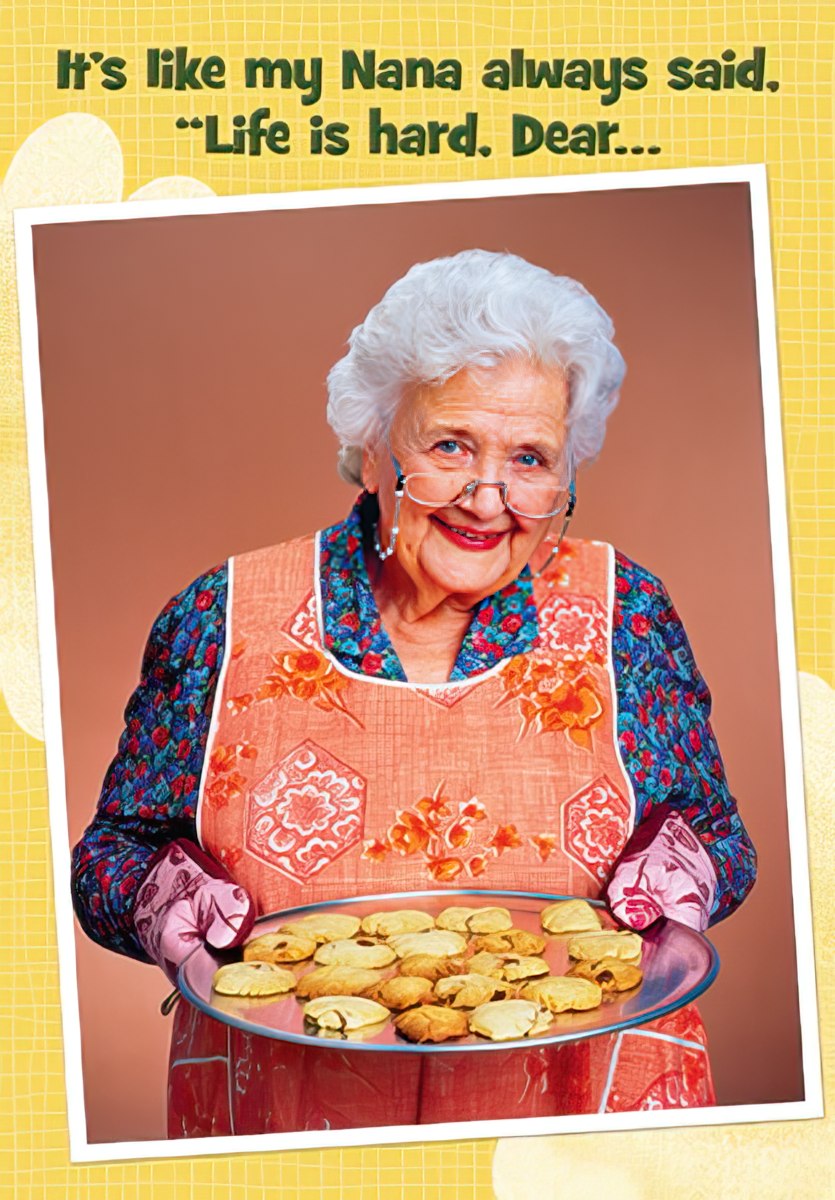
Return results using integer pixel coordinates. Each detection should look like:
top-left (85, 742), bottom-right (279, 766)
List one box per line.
top-left (363, 357), bottom-right (571, 614)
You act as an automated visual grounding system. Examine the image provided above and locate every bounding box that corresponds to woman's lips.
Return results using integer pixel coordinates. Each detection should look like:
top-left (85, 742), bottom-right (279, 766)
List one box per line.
top-left (430, 514), bottom-right (510, 551)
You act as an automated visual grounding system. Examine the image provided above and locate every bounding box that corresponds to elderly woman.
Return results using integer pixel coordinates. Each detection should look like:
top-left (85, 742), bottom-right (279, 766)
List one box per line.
top-left (72, 249), bottom-right (756, 1135)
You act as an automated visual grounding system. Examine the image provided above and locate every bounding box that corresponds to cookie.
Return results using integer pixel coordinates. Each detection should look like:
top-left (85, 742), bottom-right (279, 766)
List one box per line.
top-left (540, 899), bottom-right (603, 934)
top-left (313, 938), bottom-right (397, 969)
top-left (434, 973), bottom-right (513, 1008)
top-left (567, 956), bottom-right (644, 993)
top-left (393, 1004), bottom-right (469, 1044)
top-left (468, 999), bottom-right (552, 1041)
top-left (295, 965), bottom-right (383, 999)
top-left (466, 951), bottom-right (507, 978)
top-left (387, 930), bottom-right (468, 960)
top-left (470, 928), bottom-right (547, 956)
top-left (302, 995), bottom-right (390, 1031)
top-left (243, 931), bottom-right (316, 964)
top-left (360, 910), bottom-right (435, 937)
top-left (566, 931), bottom-right (643, 964)
top-left (397, 954), bottom-right (469, 983)
top-left (212, 961), bottom-right (296, 998)
top-left (499, 954), bottom-right (550, 981)
top-left (463, 906), bottom-right (513, 933)
top-left (280, 913), bottom-right (362, 943)
top-left (519, 975), bottom-right (603, 1013)
top-left (365, 976), bottom-right (434, 1010)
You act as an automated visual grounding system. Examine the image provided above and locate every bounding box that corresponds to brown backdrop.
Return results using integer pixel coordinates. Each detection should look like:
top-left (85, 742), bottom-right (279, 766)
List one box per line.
top-left (30, 181), bottom-right (802, 1143)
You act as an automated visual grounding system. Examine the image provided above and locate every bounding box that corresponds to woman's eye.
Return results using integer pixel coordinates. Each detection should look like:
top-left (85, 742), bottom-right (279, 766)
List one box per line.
top-left (516, 452), bottom-right (542, 468)
top-left (435, 440), bottom-right (462, 455)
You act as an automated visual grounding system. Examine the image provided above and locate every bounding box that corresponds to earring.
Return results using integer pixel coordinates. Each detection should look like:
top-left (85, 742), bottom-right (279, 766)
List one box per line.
top-left (374, 489), bottom-right (403, 561)
top-left (532, 485), bottom-right (576, 581)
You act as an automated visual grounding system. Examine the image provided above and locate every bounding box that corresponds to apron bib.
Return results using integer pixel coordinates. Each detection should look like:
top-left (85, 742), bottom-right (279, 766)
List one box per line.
top-left (168, 533), bottom-right (714, 1136)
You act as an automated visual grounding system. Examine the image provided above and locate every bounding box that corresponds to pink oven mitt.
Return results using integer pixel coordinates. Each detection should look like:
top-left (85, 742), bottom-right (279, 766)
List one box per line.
top-left (605, 805), bottom-right (717, 932)
top-left (134, 839), bottom-right (255, 985)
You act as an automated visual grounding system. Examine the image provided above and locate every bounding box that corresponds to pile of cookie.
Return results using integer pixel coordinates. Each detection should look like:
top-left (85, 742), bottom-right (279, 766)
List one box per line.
top-left (211, 899), bottom-right (643, 1044)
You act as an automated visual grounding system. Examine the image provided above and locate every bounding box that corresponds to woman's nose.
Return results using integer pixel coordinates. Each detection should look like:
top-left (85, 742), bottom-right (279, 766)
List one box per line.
top-left (456, 480), bottom-right (508, 521)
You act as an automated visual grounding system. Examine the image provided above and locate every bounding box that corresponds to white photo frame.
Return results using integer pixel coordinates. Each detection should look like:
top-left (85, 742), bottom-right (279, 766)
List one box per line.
top-left (13, 164), bottom-right (823, 1162)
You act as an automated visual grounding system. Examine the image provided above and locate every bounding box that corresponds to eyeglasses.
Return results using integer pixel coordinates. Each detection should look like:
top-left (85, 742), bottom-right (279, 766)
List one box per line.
top-left (390, 446), bottom-right (574, 520)
top-left (374, 445), bottom-right (576, 561)
top-left (400, 471), bottom-right (572, 520)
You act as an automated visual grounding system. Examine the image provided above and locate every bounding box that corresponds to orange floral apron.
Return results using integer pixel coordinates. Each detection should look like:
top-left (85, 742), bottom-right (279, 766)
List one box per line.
top-left (168, 534), bottom-right (714, 1136)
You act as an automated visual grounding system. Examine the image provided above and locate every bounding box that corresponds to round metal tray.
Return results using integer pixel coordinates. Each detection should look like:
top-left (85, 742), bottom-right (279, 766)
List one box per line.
top-left (178, 888), bottom-right (719, 1053)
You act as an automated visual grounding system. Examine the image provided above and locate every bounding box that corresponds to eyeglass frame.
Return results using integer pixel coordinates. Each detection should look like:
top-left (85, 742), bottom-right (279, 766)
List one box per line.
top-left (373, 446), bottom-right (577, 564)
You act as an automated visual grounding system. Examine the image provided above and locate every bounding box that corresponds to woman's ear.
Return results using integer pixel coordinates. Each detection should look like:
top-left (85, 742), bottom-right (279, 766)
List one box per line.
top-left (361, 443), bottom-right (380, 494)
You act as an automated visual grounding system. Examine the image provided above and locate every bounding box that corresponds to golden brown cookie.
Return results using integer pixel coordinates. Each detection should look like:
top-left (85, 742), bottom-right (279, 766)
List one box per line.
top-left (499, 954), bottom-right (550, 981)
top-left (302, 996), bottom-right (390, 1031)
top-left (393, 1004), bottom-right (469, 1043)
top-left (243, 931), bottom-right (317, 964)
top-left (433, 973), bottom-right (514, 1008)
top-left (469, 928), bottom-right (547, 956)
top-left (360, 910), bottom-right (435, 937)
top-left (313, 938), bottom-right (397, 969)
top-left (397, 954), bottom-right (469, 983)
top-left (567, 956), bottom-right (644, 993)
top-left (295, 965), bottom-right (383, 999)
top-left (566, 931), bottom-right (643, 964)
top-left (519, 975), bottom-right (603, 1013)
top-left (280, 913), bottom-right (361, 943)
top-left (387, 930), bottom-right (468, 959)
top-left (212, 961), bottom-right (296, 997)
top-left (468, 999), bottom-right (552, 1041)
top-left (464, 906), bottom-right (513, 933)
top-left (466, 951), bottom-right (507, 978)
top-left (364, 976), bottom-right (434, 1011)
top-left (540, 899), bottom-right (603, 934)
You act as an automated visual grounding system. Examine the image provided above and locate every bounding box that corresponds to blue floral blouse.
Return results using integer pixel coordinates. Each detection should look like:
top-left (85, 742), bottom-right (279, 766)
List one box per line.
top-left (71, 495), bottom-right (756, 961)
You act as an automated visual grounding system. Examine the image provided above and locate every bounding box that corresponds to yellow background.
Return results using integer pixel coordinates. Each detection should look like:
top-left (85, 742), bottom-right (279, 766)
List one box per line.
top-left (0, 2), bottom-right (832, 1197)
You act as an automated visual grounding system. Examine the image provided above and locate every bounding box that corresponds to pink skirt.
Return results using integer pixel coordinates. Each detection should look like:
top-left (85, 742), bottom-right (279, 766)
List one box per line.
top-left (167, 1000), bottom-right (715, 1136)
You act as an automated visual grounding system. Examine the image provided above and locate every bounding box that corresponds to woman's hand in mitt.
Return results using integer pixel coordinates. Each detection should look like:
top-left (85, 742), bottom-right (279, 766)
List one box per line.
top-left (134, 839), bottom-right (255, 984)
top-left (605, 806), bottom-right (716, 932)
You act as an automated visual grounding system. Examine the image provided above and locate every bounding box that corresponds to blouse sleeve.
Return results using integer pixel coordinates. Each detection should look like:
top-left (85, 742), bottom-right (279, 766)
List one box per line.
top-left (70, 564), bottom-right (228, 961)
top-left (612, 551), bottom-right (757, 924)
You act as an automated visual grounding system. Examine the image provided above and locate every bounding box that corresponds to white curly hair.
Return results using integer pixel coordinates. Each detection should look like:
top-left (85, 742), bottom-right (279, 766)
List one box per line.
top-left (326, 248), bottom-right (626, 486)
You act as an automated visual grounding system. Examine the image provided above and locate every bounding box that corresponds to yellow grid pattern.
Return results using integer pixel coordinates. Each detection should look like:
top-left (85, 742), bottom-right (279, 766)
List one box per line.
top-left (0, 2), bottom-right (833, 1198)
